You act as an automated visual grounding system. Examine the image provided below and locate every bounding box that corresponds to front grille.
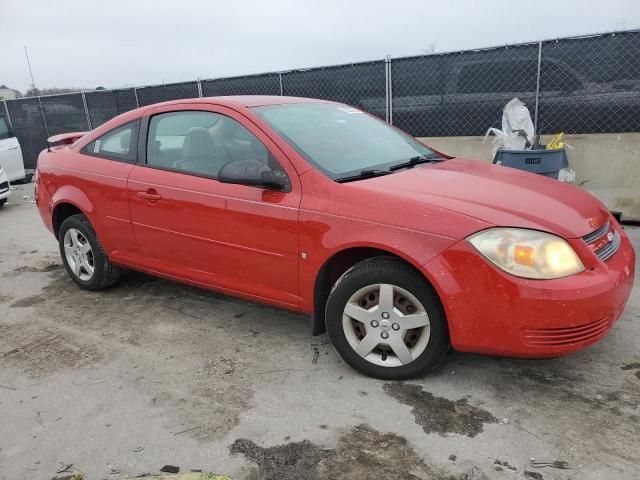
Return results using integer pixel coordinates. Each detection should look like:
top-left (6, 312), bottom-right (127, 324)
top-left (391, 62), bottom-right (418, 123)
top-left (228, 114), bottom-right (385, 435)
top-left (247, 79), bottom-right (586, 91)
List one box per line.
top-left (0, 181), bottom-right (8, 193)
top-left (583, 220), bottom-right (620, 262)
top-left (583, 221), bottom-right (609, 244)
top-left (596, 230), bottom-right (620, 261)
top-left (522, 317), bottom-right (610, 347)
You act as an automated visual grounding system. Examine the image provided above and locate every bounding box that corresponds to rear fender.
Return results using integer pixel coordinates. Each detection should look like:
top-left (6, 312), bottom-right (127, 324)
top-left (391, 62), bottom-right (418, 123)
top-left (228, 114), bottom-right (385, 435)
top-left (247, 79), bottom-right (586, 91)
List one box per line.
top-left (51, 185), bottom-right (94, 215)
top-left (50, 186), bottom-right (95, 236)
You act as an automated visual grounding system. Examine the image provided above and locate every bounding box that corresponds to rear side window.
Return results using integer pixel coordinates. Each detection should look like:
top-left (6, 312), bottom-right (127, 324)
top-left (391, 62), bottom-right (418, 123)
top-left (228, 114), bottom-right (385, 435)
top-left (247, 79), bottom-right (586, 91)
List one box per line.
top-left (82, 120), bottom-right (139, 162)
top-left (0, 116), bottom-right (12, 141)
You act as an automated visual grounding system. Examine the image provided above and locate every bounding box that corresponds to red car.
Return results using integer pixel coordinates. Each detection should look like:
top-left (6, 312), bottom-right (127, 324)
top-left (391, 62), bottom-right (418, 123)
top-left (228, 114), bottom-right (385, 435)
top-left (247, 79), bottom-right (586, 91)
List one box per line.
top-left (35, 96), bottom-right (635, 379)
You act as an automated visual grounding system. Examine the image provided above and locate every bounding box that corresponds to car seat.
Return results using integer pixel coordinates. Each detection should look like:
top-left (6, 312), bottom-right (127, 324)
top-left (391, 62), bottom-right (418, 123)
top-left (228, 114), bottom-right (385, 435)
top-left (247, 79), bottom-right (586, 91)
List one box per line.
top-left (175, 127), bottom-right (225, 176)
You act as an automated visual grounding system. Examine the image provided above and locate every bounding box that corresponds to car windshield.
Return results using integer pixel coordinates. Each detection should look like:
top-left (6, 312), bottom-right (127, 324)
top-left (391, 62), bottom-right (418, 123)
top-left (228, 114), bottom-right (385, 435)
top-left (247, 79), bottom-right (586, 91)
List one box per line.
top-left (252, 103), bottom-right (436, 179)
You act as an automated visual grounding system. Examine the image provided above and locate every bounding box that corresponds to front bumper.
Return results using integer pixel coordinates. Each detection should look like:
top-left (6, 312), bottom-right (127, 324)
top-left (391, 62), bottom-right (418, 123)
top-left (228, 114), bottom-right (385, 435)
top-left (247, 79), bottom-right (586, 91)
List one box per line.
top-left (425, 221), bottom-right (635, 357)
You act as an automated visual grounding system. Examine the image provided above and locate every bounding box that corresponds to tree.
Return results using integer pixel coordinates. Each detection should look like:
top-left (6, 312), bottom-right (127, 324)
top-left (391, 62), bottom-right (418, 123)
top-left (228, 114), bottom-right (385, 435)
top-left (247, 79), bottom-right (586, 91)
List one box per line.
top-left (24, 84), bottom-right (41, 97)
top-left (23, 84), bottom-right (89, 97)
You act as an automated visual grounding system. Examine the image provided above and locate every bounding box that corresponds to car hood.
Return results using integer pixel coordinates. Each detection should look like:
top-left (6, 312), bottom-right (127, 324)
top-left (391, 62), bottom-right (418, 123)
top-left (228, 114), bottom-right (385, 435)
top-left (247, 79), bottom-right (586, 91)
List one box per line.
top-left (355, 158), bottom-right (608, 239)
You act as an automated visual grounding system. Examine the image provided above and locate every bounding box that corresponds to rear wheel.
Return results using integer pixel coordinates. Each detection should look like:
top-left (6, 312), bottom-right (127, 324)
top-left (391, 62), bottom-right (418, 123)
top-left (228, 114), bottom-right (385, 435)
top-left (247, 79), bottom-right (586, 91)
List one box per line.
top-left (326, 257), bottom-right (449, 379)
top-left (58, 214), bottom-right (121, 290)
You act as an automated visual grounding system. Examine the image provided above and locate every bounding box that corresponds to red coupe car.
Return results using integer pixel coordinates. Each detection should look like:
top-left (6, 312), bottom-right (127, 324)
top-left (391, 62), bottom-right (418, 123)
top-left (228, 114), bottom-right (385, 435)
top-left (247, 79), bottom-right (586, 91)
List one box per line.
top-left (35, 96), bottom-right (635, 379)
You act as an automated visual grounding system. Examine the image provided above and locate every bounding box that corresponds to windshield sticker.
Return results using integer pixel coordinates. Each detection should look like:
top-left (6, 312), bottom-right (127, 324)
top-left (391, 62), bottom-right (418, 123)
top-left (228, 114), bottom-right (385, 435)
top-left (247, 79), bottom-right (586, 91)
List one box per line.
top-left (94, 140), bottom-right (101, 153)
top-left (338, 106), bottom-right (362, 114)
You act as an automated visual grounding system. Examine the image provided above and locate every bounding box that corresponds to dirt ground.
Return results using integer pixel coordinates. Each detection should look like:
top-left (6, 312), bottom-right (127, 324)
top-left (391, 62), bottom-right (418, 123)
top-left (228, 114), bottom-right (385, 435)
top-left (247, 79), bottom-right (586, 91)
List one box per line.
top-left (1, 184), bottom-right (639, 480)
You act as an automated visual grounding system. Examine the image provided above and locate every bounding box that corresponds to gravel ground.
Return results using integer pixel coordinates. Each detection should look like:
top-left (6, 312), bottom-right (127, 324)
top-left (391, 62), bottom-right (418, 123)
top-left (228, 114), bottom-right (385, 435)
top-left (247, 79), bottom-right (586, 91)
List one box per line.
top-left (1, 184), bottom-right (639, 480)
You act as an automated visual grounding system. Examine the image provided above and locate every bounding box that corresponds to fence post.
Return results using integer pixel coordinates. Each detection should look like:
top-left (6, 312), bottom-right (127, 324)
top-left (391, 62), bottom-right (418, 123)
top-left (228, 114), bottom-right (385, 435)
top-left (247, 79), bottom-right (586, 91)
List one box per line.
top-left (133, 87), bottom-right (140, 108)
top-left (278, 72), bottom-right (284, 96)
top-left (37, 96), bottom-right (50, 139)
top-left (385, 55), bottom-right (393, 125)
top-left (81, 91), bottom-right (92, 130)
top-left (3, 100), bottom-right (13, 131)
top-left (197, 79), bottom-right (203, 98)
top-left (533, 41), bottom-right (542, 135)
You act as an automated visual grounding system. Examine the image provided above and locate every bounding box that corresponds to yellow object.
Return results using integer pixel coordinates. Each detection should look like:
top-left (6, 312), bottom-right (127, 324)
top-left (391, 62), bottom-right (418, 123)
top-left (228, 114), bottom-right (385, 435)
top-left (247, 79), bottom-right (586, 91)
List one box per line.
top-left (546, 132), bottom-right (564, 150)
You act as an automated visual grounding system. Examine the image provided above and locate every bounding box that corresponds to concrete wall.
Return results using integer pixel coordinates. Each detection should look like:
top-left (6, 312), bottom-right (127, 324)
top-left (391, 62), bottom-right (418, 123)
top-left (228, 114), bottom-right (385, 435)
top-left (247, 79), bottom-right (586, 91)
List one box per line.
top-left (419, 133), bottom-right (640, 222)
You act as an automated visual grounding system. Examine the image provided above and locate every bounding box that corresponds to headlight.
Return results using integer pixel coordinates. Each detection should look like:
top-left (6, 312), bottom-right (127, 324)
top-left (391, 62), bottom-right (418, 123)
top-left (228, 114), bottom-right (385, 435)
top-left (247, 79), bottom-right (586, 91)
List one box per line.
top-left (468, 228), bottom-right (584, 279)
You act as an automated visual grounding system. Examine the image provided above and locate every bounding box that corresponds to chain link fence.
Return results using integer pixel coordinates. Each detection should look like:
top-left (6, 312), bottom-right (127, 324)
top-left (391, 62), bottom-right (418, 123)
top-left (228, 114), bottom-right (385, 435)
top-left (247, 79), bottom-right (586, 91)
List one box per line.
top-left (84, 88), bottom-right (138, 128)
top-left (281, 61), bottom-right (387, 120)
top-left (5, 97), bottom-right (49, 169)
top-left (3, 30), bottom-right (639, 168)
top-left (390, 43), bottom-right (541, 137)
top-left (201, 73), bottom-right (282, 97)
top-left (537, 31), bottom-right (640, 134)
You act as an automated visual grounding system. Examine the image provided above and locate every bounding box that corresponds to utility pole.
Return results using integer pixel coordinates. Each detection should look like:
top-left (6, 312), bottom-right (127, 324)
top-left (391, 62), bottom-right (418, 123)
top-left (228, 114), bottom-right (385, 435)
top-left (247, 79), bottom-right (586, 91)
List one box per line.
top-left (24, 46), bottom-right (38, 94)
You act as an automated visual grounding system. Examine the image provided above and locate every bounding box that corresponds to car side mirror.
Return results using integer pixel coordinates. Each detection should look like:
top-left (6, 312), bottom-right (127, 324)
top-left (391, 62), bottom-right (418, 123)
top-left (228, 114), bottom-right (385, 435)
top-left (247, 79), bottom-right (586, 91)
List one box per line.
top-left (218, 159), bottom-right (290, 191)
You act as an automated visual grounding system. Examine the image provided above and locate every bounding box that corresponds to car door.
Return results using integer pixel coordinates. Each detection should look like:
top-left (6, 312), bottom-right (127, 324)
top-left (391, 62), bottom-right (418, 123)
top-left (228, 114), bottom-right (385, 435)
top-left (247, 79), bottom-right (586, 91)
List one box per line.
top-left (0, 114), bottom-right (25, 182)
top-left (127, 103), bottom-right (301, 309)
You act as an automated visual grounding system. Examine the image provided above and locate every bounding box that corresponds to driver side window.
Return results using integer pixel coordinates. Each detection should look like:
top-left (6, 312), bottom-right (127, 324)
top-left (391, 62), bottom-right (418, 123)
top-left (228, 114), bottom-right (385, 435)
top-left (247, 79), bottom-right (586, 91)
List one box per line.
top-left (146, 110), bottom-right (277, 179)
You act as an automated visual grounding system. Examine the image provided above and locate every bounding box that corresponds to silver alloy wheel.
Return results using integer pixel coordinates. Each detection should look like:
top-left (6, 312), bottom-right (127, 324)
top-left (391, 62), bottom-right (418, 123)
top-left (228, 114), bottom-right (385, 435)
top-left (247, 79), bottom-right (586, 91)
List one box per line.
top-left (63, 228), bottom-right (95, 281)
top-left (342, 283), bottom-right (431, 367)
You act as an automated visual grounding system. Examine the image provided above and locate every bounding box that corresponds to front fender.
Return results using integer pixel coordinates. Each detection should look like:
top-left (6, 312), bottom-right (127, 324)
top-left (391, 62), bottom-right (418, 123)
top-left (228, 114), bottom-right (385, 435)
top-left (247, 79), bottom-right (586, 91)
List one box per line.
top-left (299, 209), bottom-right (459, 314)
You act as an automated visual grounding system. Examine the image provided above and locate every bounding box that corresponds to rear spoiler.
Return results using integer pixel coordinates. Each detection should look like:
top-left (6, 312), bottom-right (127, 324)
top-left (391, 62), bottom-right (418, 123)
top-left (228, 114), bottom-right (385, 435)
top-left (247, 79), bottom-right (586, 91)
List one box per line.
top-left (47, 131), bottom-right (89, 148)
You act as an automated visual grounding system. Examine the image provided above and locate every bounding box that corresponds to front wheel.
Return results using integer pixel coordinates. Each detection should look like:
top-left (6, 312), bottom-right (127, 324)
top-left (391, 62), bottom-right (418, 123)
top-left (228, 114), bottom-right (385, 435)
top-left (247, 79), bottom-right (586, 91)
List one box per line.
top-left (58, 214), bottom-right (121, 290)
top-left (326, 257), bottom-right (449, 380)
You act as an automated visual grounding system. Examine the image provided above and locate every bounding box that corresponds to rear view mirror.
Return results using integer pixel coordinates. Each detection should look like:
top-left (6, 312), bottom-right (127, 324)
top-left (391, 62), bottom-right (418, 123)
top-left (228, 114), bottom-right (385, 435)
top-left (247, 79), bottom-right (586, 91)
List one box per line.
top-left (218, 159), bottom-right (290, 191)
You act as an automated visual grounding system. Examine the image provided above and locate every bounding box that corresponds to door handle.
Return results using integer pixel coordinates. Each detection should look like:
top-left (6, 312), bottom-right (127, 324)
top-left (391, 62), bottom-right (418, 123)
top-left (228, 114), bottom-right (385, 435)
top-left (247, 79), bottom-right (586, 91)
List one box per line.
top-left (136, 189), bottom-right (162, 201)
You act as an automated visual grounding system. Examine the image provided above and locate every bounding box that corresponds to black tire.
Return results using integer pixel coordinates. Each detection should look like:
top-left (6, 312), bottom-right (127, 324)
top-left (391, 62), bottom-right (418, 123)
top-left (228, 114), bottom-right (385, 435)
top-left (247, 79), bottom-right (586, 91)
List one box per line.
top-left (325, 256), bottom-right (449, 380)
top-left (0, 199), bottom-right (6, 208)
top-left (58, 214), bottom-right (121, 290)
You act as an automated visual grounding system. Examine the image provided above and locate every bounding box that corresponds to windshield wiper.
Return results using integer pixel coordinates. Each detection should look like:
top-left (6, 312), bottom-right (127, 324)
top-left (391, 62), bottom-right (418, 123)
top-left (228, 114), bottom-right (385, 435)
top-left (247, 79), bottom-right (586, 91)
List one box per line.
top-left (335, 154), bottom-right (445, 183)
top-left (389, 154), bottom-right (444, 171)
top-left (335, 169), bottom-right (393, 183)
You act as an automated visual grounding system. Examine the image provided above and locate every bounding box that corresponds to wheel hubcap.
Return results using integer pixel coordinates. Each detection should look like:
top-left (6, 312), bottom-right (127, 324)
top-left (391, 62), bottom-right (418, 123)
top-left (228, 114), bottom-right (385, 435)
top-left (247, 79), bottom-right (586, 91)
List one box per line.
top-left (342, 283), bottom-right (431, 367)
top-left (63, 228), bottom-right (95, 281)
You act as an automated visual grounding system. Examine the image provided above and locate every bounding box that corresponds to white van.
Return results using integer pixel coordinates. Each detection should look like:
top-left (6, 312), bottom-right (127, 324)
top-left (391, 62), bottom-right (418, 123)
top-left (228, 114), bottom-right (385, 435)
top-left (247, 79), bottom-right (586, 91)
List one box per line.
top-left (0, 113), bottom-right (30, 184)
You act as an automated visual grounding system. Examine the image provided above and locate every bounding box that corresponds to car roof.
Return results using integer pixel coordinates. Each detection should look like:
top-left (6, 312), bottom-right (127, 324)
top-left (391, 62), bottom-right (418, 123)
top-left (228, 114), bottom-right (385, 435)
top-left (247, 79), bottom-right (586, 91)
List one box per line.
top-left (144, 95), bottom-right (334, 109)
top-left (74, 95), bottom-right (338, 150)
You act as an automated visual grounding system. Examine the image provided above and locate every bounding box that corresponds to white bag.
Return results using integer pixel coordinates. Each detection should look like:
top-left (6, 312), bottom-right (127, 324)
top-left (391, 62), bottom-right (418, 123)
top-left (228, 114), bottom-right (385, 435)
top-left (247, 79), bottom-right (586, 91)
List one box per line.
top-left (484, 98), bottom-right (535, 157)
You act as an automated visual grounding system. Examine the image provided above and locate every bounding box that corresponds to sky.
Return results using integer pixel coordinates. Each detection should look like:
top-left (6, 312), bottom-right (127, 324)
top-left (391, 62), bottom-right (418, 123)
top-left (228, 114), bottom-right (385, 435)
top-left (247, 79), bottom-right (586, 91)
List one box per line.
top-left (1, 0), bottom-right (638, 93)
